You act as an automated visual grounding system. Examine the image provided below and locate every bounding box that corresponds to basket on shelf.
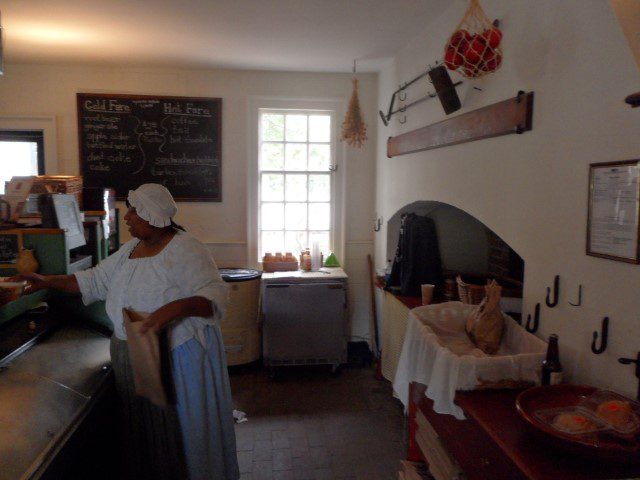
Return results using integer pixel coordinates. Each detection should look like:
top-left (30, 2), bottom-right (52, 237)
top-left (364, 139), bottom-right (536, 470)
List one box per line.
top-left (262, 261), bottom-right (299, 273)
top-left (31, 176), bottom-right (83, 208)
top-left (456, 275), bottom-right (487, 305)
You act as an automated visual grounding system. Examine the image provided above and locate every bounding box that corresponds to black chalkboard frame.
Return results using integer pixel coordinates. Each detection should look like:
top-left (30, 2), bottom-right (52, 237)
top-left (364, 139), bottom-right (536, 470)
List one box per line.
top-left (77, 93), bottom-right (222, 202)
top-left (0, 231), bottom-right (22, 267)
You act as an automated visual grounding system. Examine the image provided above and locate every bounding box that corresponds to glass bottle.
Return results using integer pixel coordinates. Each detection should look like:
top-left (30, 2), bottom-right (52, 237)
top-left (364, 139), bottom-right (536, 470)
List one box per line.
top-left (300, 248), bottom-right (312, 271)
top-left (541, 334), bottom-right (563, 386)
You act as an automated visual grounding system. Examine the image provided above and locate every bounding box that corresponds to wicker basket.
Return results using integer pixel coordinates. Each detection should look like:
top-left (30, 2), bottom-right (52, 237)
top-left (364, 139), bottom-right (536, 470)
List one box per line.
top-left (32, 176), bottom-right (83, 208)
top-left (456, 275), bottom-right (486, 305)
top-left (475, 379), bottom-right (535, 390)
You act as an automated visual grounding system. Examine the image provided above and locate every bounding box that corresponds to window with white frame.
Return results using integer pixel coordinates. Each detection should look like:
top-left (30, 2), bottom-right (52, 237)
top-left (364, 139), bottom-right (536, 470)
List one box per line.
top-left (257, 110), bottom-right (334, 261)
top-left (0, 130), bottom-right (44, 194)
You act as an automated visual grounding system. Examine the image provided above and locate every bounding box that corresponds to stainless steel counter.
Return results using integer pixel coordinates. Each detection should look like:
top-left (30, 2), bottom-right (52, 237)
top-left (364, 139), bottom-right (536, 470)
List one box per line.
top-left (0, 322), bottom-right (111, 480)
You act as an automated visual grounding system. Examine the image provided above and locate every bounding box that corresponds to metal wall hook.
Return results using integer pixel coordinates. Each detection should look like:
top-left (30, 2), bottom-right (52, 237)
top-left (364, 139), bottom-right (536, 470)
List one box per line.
top-left (545, 275), bottom-right (560, 308)
top-left (618, 352), bottom-right (640, 400)
top-left (398, 116), bottom-right (407, 124)
top-left (568, 285), bottom-right (582, 307)
top-left (526, 303), bottom-right (540, 333)
top-left (379, 110), bottom-right (389, 127)
top-left (398, 91), bottom-right (407, 101)
top-left (591, 317), bottom-right (609, 355)
top-left (373, 218), bottom-right (382, 232)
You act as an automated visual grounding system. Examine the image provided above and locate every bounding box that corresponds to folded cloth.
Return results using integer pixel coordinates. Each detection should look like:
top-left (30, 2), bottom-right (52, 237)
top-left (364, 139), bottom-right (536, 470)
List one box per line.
top-left (123, 308), bottom-right (175, 408)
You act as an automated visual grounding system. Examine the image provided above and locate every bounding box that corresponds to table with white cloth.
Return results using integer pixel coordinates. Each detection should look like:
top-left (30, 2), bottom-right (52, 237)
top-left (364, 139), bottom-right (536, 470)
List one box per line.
top-left (393, 301), bottom-right (546, 419)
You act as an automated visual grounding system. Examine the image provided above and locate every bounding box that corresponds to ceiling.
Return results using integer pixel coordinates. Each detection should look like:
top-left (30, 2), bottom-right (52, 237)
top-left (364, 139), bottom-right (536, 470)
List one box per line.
top-left (0, 0), bottom-right (451, 73)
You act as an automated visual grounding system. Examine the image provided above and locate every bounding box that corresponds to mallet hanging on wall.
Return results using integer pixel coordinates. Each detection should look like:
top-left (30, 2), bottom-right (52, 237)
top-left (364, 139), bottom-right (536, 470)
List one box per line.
top-left (379, 64), bottom-right (462, 126)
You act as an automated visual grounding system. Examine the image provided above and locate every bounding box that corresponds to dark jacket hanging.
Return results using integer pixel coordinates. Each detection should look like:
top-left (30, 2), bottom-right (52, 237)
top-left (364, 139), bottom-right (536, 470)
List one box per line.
top-left (387, 213), bottom-right (442, 297)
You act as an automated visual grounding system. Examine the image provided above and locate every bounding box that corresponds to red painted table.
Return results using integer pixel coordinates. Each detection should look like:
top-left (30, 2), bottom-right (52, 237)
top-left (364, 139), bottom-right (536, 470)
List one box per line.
top-left (408, 382), bottom-right (640, 480)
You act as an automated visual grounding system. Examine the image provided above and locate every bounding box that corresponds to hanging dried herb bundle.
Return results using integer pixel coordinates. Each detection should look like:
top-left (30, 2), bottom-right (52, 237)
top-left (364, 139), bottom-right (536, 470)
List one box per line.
top-left (341, 77), bottom-right (367, 148)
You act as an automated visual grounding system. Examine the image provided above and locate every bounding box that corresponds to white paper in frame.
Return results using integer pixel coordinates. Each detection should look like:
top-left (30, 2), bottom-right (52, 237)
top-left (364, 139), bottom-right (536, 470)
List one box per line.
top-left (587, 160), bottom-right (640, 263)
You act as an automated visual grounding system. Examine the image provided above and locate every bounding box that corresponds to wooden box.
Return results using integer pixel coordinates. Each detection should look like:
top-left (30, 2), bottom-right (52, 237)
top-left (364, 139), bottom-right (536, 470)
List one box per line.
top-left (262, 261), bottom-right (299, 272)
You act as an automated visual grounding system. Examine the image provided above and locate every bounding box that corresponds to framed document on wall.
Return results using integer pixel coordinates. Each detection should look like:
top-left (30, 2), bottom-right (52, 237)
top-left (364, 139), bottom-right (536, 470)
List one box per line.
top-left (587, 160), bottom-right (640, 263)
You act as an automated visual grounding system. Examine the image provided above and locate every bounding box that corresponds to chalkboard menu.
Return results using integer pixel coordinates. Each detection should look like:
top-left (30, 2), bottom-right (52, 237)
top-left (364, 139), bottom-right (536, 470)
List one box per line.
top-left (77, 93), bottom-right (222, 201)
top-left (0, 233), bottom-right (19, 265)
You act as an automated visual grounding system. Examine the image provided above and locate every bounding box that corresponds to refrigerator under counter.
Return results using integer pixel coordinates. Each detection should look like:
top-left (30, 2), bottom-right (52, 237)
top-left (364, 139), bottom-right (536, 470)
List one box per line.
top-left (261, 270), bottom-right (348, 371)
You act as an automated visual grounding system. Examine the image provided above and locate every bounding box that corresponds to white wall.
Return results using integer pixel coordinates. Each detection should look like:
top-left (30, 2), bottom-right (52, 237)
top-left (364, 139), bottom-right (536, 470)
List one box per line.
top-left (0, 64), bottom-right (377, 341)
top-left (376, 0), bottom-right (640, 397)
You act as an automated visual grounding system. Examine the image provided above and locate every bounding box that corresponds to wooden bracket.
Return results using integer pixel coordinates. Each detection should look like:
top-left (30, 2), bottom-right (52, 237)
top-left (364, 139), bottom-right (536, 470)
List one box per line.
top-left (387, 91), bottom-right (534, 158)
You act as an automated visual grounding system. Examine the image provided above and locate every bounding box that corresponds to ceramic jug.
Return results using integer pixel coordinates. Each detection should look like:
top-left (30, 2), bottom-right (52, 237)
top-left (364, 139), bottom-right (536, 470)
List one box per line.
top-left (16, 248), bottom-right (39, 274)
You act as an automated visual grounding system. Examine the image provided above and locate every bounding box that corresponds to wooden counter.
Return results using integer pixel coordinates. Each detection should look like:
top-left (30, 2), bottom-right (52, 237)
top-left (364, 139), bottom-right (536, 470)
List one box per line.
top-left (408, 382), bottom-right (640, 480)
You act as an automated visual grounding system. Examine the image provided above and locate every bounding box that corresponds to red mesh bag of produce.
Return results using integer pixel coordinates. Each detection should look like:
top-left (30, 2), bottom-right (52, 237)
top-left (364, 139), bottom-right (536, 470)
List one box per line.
top-left (443, 0), bottom-right (503, 79)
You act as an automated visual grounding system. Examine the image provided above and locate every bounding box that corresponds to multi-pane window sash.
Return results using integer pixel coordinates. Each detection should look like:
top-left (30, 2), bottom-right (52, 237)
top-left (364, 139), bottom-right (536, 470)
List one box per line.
top-left (258, 111), bottom-right (333, 261)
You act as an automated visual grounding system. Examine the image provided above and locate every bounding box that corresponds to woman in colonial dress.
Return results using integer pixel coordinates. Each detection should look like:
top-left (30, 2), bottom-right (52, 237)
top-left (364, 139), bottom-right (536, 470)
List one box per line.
top-left (18, 183), bottom-right (239, 480)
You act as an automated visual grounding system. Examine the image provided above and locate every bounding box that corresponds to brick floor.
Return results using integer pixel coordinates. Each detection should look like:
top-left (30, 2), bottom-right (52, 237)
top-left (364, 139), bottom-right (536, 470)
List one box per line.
top-left (230, 365), bottom-right (406, 480)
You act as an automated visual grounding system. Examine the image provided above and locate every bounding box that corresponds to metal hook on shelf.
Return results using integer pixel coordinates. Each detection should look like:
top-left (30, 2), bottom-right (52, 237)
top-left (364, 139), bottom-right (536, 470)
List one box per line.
top-left (618, 352), bottom-right (640, 401)
top-left (545, 275), bottom-right (560, 308)
top-left (373, 218), bottom-right (382, 232)
top-left (379, 110), bottom-right (389, 127)
top-left (398, 105), bottom-right (407, 124)
top-left (398, 91), bottom-right (407, 102)
top-left (568, 285), bottom-right (582, 307)
top-left (591, 316), bottom-right (609, 355)
top-left (526, 303), bottom-right (540, 333)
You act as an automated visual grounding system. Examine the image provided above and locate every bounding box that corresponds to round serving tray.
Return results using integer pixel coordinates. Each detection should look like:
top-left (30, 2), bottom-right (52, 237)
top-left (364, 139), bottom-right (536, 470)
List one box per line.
top-left (516, 384), bottom-right (640, 464)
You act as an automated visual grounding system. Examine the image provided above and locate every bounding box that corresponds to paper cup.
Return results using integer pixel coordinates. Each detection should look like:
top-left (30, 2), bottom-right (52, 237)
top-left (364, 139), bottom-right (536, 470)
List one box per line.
top-left (421, 284), bottom-right (435, 305)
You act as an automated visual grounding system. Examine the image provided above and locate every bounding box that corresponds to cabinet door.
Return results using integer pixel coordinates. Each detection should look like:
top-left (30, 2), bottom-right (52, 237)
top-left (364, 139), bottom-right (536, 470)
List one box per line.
top-left (263, 282), bottom-right (346, 363)
top-left (380, 291), bottom-right (410, 381)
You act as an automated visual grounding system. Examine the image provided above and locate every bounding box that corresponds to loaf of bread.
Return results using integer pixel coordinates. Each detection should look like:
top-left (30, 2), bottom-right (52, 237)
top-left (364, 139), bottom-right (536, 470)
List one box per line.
top-left (465, 280), bottom-right (504, 354)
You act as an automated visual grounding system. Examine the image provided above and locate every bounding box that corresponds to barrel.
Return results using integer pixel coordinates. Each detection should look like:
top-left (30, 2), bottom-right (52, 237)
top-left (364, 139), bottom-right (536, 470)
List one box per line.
top-left (218, 268), bottom-right (262, 366)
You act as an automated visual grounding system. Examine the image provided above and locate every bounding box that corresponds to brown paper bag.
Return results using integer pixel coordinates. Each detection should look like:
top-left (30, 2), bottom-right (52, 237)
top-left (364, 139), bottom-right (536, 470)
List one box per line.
top-left (122, 309), bottom-right (175, 408)
top-left (465, 280), bottom-right (505, 354)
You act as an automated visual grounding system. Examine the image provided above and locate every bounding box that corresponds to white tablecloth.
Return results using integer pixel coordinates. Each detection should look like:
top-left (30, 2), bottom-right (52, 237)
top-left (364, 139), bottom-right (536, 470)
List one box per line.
top-left (393, 302), bottom-right (546, 419)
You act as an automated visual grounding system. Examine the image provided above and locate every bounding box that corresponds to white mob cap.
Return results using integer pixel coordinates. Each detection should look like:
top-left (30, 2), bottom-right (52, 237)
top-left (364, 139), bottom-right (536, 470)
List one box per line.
top-left (127, 183), bottom-right (177, 228)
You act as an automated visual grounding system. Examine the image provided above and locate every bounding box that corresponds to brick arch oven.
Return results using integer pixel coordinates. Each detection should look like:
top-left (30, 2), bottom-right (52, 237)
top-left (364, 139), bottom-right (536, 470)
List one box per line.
top-left (385, 200), bottom-right (524, 319)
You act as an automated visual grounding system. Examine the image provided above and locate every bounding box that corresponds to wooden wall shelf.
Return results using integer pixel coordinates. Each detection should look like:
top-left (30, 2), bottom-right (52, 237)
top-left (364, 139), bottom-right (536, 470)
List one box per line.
top-left (387, 91), bottom-right (534, 157)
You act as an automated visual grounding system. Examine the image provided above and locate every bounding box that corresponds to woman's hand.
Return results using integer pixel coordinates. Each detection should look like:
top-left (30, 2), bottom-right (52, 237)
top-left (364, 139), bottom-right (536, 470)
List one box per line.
top-left (8, 272), bottom-right (49, 291)
top-left (139, 296), bottom-right (214, 335)
top-left (140, 306), bottom-right (175, 335)
top-left (6, 273), bottom-right (79, 294)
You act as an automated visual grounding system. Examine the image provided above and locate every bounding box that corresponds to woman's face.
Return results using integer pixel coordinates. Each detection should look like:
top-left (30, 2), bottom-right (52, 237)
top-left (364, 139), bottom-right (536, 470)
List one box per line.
top-left (124, 202), bottom-right (155, 239)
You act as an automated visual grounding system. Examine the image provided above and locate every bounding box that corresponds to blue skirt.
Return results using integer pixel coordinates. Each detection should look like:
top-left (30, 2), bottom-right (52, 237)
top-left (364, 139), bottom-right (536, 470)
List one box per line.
top-left (172, 324), bottom-right (240, 480)
top-left (110, 324), bottom-right (239, 480)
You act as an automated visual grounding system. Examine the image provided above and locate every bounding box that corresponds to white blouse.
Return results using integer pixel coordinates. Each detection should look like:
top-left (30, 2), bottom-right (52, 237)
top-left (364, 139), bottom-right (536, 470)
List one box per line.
top-left (74, 231), bottom-right (229, 350)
